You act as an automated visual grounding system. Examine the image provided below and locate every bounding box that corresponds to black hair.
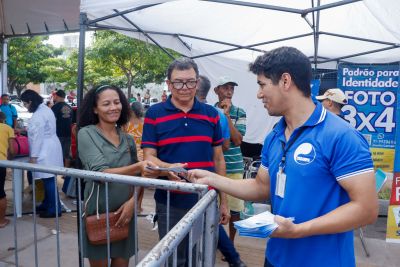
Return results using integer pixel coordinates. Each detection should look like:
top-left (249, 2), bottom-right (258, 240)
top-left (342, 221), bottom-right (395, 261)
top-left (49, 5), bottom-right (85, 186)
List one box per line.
top-left (1, 94), bottom-right (9, 98)
top-left (56, 89), bottom-right (66, 98)
top-left (166, 57), bottom-right (199, 80)
top-left (78, 85), bottom-right (130, 128)
top-left (333, 101), bottom-right (345, 110)
top-left (20, 90), bottom-right (44, 112)
top-left (130, 101), bottom-right (144, 119)
top-left (249, 46), bottom-right (312, 97)
top-left (0, 111), bottom-right (6, 122)
top-left (197, 75), bottom-right (211, 98)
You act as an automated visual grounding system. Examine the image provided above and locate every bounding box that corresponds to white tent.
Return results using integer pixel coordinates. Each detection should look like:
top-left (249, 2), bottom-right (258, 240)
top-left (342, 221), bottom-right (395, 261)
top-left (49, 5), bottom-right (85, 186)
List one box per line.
top-left (0, 0), bottom-right (80, 99)
top-left (80, 0), bottom-right (400, 143)
top-left (1, 0), bottom-right (399, 143)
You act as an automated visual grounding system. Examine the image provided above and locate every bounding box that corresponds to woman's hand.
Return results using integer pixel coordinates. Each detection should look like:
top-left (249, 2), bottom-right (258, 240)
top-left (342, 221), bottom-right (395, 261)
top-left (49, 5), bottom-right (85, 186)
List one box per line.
top-left (114, 198), bottom-right (134, 228)
top-left (140, 160), bottom-right (160, 178)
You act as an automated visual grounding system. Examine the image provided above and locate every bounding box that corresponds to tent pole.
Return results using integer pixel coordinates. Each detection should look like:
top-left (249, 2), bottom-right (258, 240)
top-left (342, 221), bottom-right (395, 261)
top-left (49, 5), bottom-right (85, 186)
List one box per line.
top-left (318, 45), bottom-right (400, 64)
top-left (312, 0), bottom-right (321, 70)
top-left (1, 38), bottom-right (8, 95)
top-left (77, 13), bottom-right (87, 114)
top-left (113, 9), bottom-right (175, 60)
top-left (76, 13), bottom-right (87, 267)
top-left (192, 33), bottom-right (313, 59)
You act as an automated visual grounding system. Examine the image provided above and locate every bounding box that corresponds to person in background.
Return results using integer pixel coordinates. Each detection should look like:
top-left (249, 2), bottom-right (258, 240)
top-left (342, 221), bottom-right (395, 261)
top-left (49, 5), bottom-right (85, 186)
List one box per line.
top-left (316, 88), bottom-right (348, 118)
top-left (214, 76), bottom-right (247, 243)
top-left (197, 75), bottom-right (246, 267)
top-left (20, 90), bottom-right (63, 218)
top-left (0, 112), bottom-right (15, 228)
top-left (136, 93), bottom-right (141, 103)
top-left (161, 90), bottom-right (168, 102)
top-left (142, 58), bottom-right (229, 267)
top-left (77, 85), bottom-right (158, 267)
top-left (188, 46), bottom-right (378, 267)
top-left (124, 101), bottom-right (145, 213)
top-left (51, 90), bottom-right (73, 169)
top-left (144, 89), bottom-right (151, 106)
top-left (0, 94), bottom-right (18, 130)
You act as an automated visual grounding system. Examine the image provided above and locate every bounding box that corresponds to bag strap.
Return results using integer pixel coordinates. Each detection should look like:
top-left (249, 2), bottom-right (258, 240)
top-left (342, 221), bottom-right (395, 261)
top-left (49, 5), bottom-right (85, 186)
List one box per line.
top-left (82, 182), bottom-right (100, 219)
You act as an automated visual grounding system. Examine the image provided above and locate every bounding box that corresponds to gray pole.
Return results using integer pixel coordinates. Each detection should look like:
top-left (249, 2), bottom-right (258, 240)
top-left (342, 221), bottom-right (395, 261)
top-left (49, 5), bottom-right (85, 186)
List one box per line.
top-left (77, 13), bottom-right (87, 117)
top-left (1, 38), bottom-right (9, 95)
top-left (203, 193), bottom-right (218, 267)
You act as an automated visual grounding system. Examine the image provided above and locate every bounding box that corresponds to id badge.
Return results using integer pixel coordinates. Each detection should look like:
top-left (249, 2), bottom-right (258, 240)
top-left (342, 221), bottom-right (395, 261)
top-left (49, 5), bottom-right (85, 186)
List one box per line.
top-left (275, 167), bottom-right (287, 198)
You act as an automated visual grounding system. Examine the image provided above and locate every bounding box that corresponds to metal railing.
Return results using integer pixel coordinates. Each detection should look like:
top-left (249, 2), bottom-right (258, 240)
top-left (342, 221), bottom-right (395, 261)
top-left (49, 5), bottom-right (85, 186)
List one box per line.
top-left (0, 160), bottom-right (218, 267)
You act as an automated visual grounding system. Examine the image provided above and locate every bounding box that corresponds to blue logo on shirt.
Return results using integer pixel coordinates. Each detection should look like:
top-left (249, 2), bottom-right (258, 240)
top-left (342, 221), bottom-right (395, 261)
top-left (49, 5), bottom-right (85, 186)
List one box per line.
top-left (294, 143), bottom-right (316, 165)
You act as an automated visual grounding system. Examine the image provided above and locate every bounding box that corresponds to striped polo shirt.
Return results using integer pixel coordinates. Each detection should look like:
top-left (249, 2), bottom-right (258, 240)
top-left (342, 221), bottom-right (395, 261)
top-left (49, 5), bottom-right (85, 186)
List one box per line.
top-left (142, 96), bottom-right (223, 209)
top-left (215, 103), bottom-right (246, 174)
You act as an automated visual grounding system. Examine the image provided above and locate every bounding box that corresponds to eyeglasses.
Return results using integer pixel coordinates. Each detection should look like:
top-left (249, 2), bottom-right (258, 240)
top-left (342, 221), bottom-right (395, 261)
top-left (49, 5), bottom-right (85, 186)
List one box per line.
top-left (170, 80), bottom-right (198, 90)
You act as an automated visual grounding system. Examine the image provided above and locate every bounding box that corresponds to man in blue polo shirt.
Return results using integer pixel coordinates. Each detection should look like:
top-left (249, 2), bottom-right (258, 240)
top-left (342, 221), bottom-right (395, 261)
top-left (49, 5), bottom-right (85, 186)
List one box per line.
top-left (142, 58), bottom-right (229, 267)
top-left (187, 47), bottom-right (378, 267)
top-left (0, 94), bottom-right (18, 129)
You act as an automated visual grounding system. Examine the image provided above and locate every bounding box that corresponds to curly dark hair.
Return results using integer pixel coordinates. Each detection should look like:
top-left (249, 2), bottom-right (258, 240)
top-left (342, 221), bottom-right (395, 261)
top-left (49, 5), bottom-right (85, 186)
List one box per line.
top-left (78, 85), bottom-right (130, 128)
top-left (20, 90), bottom-right (44, 113)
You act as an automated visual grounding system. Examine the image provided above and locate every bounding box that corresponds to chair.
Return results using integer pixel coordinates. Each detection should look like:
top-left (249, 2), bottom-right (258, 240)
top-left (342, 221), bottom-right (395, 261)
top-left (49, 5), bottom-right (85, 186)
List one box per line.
top-left (359, 168), bottom-right (387, 257)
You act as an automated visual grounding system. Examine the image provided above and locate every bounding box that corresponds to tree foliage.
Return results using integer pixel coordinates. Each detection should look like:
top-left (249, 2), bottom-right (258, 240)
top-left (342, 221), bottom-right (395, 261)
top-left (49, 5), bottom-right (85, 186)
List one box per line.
top-left (8, 36), bottom-right (63, 96)
top-left (88, 31), bottom-right (177, 97)
top-left (7, 31), bottom-right (179, 96)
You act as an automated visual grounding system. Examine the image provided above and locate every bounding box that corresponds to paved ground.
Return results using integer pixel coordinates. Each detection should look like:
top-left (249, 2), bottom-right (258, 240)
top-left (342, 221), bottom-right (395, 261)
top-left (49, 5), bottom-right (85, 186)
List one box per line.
top-left (1, 173), bottom-right (399, 267)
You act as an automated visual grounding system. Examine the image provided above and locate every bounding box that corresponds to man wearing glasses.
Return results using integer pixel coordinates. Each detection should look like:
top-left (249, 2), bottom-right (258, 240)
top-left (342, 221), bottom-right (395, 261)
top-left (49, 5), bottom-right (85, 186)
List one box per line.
top-left (142, 58), bottom-right (229, 267)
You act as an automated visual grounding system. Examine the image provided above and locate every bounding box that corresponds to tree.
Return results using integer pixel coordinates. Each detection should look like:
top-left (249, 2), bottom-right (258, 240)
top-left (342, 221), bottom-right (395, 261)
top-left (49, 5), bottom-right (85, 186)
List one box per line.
top-left (8, 36), bottom-right (63, 96)
top-left (88, 31), bottom-right (177, 98)
top-left (42, 50), bottom-right (112, 91)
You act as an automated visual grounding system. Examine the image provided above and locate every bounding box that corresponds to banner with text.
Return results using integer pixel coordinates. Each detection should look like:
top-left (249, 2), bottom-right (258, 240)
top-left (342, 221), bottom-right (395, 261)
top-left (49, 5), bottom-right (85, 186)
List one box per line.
top-left (386, 75), bottom-right (400, 243)
top-left (337, 64), bottom-right (399, 173)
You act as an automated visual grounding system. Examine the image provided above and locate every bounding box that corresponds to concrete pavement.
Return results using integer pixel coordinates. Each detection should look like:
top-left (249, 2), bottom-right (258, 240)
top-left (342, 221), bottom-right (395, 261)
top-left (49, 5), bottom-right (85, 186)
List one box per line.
top-left (1, 177), bottom-right (399, 266)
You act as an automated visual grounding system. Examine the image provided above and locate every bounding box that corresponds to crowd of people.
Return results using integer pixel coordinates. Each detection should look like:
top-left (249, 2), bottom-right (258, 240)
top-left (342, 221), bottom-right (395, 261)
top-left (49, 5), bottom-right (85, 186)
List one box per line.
top-left (0, 46), bottom-right (378, 267)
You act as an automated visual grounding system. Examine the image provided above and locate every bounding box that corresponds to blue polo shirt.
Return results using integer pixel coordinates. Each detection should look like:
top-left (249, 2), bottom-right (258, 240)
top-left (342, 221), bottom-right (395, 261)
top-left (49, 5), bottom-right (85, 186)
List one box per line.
top-left (261, 102), bottom-right (373, 267)
top-left (214, 106), bottom-right (230, 140)
top-left (142, 97), bottom-right (223, 209)
top-left (0, 104), bottom-right (18, 128)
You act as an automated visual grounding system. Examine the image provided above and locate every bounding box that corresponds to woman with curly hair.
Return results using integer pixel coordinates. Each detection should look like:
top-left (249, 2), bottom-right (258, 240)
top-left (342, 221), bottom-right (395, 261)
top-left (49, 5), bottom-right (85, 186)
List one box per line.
top-left (78, 85), bottom-right (158, 267)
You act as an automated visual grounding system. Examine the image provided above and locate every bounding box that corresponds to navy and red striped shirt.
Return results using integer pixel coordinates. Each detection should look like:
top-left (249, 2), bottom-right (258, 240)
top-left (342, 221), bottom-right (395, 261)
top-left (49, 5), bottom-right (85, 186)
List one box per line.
top-left (142, 96), bottom-right (223, 208)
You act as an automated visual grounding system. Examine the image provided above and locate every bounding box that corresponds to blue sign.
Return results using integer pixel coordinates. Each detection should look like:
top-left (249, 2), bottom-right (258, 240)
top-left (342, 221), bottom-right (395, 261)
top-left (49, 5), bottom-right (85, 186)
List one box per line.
top-left (310, 79), bottom-right (321, 102)
top-left (337, 64), bottom-right (399, 149)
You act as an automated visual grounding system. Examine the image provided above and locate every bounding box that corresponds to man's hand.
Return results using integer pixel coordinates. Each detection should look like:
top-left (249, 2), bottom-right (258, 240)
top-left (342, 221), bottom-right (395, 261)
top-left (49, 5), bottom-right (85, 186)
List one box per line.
top-left (219, 201), bottom-right (230, 225)
top-left (220, 99), bottom-right (232, 116)
top-left (29, 157), bottom-right (38, 164)
top-left (165, 163), bottom-right (188, 182)
top-left (115, 198), bottom-right (134, 228)
top-left (270, 215), bottom-right (301, 238)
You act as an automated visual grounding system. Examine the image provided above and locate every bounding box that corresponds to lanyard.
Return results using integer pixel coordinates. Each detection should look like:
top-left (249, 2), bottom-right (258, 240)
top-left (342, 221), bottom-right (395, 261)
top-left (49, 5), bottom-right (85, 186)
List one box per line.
top-left (280, 127), bottom-right (307, 171)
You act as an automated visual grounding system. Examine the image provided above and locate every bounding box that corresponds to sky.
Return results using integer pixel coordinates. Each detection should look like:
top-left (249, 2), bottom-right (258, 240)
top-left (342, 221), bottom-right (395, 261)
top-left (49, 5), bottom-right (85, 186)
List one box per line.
top-left (46, 32), bottom-right (93, 48)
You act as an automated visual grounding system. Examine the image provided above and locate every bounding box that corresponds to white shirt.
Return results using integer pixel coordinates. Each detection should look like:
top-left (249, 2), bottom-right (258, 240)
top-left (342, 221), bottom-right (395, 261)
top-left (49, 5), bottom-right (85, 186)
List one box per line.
top-left (28, 103), bottom-right (63, 178)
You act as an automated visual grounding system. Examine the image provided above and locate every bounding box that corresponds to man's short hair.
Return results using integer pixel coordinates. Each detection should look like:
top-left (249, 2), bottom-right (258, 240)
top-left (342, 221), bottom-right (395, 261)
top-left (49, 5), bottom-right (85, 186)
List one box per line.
top-left (55, 90), bottom-right (66, 98)
top-left (0, 111), bottom-right (6, 121)
top-left (249, 46), bottom-right (312, 97)
top-left (1, 93), bottom-right (9, 98)
top-left (167, 57), bottom-right (199, 80)
top-left (197, 75), bottom-right (211, 97)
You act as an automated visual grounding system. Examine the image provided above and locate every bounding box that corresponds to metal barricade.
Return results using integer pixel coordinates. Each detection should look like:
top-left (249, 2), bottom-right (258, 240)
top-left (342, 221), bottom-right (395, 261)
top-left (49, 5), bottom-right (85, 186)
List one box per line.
top-left (0, 160), bottom-right (218, 267)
